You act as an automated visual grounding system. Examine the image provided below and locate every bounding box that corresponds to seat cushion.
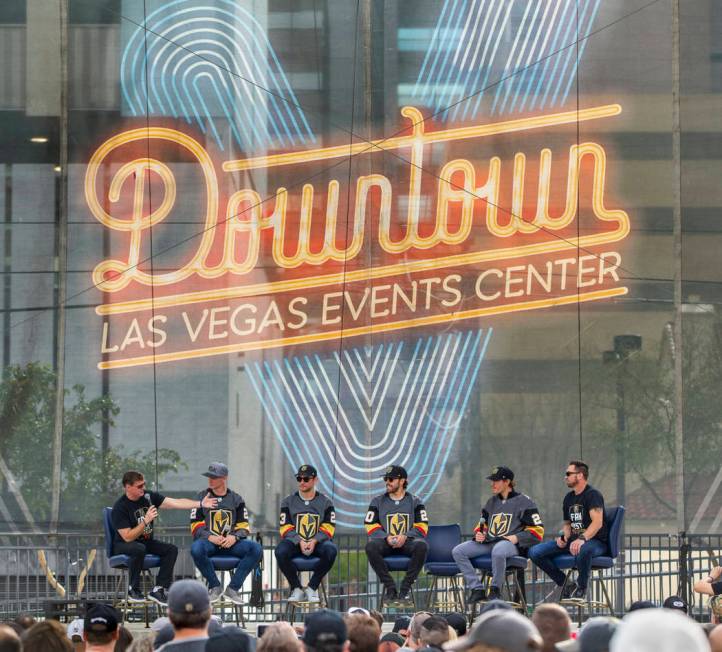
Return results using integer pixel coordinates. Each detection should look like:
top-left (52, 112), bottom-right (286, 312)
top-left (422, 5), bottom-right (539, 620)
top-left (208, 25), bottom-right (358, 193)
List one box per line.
top-left (471, 555), bottom-right (528, 571)
top-left (424, 562), bottom-right (461, 576)
top-left (551, 554), bottom-right (614, 570)
top-left (211, 556), bottom-right (242, 571)
top-left (385, 555), bottom-right (412, 571)
top-left (291, 556), bottom-right (322, 572)
top-left (108, 554), bottom-right (161, 570)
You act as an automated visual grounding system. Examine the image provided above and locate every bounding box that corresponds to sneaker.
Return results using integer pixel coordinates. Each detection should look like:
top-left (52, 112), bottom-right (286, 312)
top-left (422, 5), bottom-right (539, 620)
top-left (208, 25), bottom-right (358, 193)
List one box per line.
top-left (571, 586), bottom-right (587, 601)
top-left (384, 586), bottom-right (399, 604)
top-left (398, 588), bottom-right (412, 604)
top-left (288, 587), bottom-right (306, 604)
top-left (305, 587), bottom-right (320, 604)
top-left (469, 587), bottom-right (486, 603)
top-left (560, 581), bottom-right (578, 601)
top-left (224, 586), bottom-right (244, 604)
top-left (148, 587), bottom-right (168, 606)
top-left (208, 585), bottom-right (224, 603)
top-left (127, 588), bottom-right (145, 603)
top-left (487, 586), bottom-right (502, 601)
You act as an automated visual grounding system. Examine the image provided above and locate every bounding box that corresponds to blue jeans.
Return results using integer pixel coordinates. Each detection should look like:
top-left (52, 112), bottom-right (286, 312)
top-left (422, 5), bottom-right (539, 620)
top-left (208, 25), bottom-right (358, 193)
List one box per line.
top-left (528, 538), bottom-right (607, 590)
top-left (190, 537), bottom-right (262, 590)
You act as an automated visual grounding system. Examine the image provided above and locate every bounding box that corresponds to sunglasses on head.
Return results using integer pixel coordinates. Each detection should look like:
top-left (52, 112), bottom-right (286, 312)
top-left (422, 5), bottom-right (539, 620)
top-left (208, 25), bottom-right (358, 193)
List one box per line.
top-left (296, 475), bottom-right (313, 482)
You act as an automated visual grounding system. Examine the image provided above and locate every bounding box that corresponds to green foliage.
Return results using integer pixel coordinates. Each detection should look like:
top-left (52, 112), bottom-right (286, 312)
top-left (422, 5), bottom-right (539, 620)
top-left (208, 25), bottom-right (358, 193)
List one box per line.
top-left (0, 362), bottom-right (185, 528)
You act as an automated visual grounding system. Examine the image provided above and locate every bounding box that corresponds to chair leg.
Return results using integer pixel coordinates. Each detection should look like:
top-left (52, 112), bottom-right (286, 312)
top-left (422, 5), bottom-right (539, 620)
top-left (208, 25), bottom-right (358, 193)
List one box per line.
top-left (597, 570), bottom-right (615, 616)
top-left (451, 576), bottom-right (465, 613)
top-left (426, 576), bottom-right (438, 610)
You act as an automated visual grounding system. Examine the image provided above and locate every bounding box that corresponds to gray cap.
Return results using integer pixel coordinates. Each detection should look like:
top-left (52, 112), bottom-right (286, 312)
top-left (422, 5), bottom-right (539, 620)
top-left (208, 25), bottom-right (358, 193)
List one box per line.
top-left (202, 463), bottom-right (229, 478)
top-left (444, 610), bottom-right (542, 652)
top-left (555, 617), bottom-right (620, 652)
top-left (167, 579), bottom-right (210, 614)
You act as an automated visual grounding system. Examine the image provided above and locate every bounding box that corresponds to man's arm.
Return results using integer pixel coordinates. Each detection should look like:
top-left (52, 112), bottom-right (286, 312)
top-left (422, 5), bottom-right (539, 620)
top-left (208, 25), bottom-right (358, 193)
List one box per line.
top-left (364, 500), bottom-right (385, 539)
top-left (694, 566), bottom-right (722, 596)
top-left (582, 507), bottom-right (604, 541)
top-left (117, 508), bottom-right (157, 543)
top-left (410, 499), bottom-right (429, 538)
top-left (161, 494), bottom-right (217, 510)
top-left (513, 505), bottom-right (544, 547)
top-left (279, 499), bottom-right (301, 544)
top-left (314, 502), bottom-right (336, 543)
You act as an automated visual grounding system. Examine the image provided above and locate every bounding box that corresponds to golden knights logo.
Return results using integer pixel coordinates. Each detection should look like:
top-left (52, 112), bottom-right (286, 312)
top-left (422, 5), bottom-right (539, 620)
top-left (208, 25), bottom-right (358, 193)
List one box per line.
top-left (210, 509), bottom-right (233, 536)
top-left (387, 513), bottom-right (410, 536)
top-left (297, 513), bottom-right (320, 540)
top-left (488, 513), bottom-right (512, 538)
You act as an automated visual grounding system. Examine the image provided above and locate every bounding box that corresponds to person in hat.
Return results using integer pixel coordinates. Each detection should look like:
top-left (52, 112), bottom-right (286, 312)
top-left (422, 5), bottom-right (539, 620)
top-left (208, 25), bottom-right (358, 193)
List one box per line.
top-left (443, 609), bottom-right (543, 652)
top-left (82, 604), bottom-right (121, 652)
top-left (66, 618), bottom-right (84, 651)
top-left (204, 627), bottom-right (252, 652)
top-left (275, 464), bottom-right (338, 604)
top-left (528, 461), bottom-right (607, 602)
top-left (111, 470), bottom-right (220, 605)
top-left (302, 609), bottom-right (349, 652)
top-left (364, 465), bottom-right (429, 604)
top-left (663, 595), bottom-right (688, 614)
top-left (555, 616), bottom-right (620, 652)
top-left (609, 608), bottom-right (709, 652)
top-left (190, 462), bottom-right (263, 604)
top-left (158, 579), bottom-right (212, 651)
top-left (452, 466), bottom-right (544, 603)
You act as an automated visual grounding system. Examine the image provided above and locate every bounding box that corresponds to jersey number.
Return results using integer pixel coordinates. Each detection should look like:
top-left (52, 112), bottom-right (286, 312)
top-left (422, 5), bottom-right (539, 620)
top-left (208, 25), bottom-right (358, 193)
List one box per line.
top-left (365, 510), bottom-right (375, 523)
top-left (531, 513), bottom-right (542, 526)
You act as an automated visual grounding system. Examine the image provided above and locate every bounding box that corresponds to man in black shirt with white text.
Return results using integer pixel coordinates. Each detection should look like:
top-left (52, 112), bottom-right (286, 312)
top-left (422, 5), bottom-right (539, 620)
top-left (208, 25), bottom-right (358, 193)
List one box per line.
top-left (111, 470), bottom-right (219, 605)
top-left (528, 460), bottom-right (607, 601)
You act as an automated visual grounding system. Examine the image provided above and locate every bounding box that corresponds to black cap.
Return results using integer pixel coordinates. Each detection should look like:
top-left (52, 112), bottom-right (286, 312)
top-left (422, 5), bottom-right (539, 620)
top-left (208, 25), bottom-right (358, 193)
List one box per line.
top-left (296, 464), bottom-right (317, 478)
top-left (84, 604), bottom-right (119, 634)
top-left (486, 466), bottom-right (514, 481)
top-left (168, 579), bottom-right (211, 614)
top-left (303, 609), bottom-right (347, 647)
top-left (393, 616), bottom-right (411, 633)
top-left (628, 600), bottom-right (657, 611)
top-left (381, 632), bottom-right (406, 646)
top-left (205, 627), bottom-right (252, 652)
top-left (382, 465), bottom-right (408, 480)
top-left (663, 595), bottom-right (688, 613)
top-left (443, 613), bottom-right (467, 637)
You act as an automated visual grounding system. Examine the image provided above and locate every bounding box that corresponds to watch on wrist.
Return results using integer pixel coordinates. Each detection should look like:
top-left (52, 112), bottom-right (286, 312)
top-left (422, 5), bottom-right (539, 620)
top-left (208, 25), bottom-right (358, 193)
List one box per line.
top-left (578, 535), bottom-right (586, 541)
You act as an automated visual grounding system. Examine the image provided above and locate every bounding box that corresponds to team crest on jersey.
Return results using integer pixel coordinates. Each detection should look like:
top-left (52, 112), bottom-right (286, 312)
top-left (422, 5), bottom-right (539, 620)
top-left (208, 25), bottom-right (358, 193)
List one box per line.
top-left (387, 513), bottom-right (410, 536)
top-left (210, 509), bottom-right (233, 535)
top-left (297, 513), bottom-right (320, 540)
top-left (488, 513), bottom-right (512, 538)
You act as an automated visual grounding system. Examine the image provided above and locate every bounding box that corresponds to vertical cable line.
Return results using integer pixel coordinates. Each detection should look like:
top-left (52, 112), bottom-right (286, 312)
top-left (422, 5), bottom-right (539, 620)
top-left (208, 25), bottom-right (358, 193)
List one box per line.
top-left (142, 0), bottom-right (161, 487)
top-left (575, 0), bottom-right (583, 458)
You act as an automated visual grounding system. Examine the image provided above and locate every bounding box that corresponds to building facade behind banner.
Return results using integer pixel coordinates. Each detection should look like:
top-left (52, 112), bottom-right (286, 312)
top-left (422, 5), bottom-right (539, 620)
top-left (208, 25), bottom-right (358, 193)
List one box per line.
top-left (1, 0), bottom-right (721, 534)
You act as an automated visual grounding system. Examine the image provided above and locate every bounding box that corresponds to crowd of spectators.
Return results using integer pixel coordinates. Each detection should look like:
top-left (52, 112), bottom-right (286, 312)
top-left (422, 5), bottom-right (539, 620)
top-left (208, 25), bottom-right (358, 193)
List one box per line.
top-left (1, 579), bottom-right (722, 652)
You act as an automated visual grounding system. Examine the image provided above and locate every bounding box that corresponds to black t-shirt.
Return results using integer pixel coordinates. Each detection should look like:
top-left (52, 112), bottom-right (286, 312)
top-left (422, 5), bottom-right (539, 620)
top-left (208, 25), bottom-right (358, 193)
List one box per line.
top-left (111, 491), bottom-right (165, 542)
top-left (562, 484), bottom-right (607, 543)
top-left (712, 580), bottom-right (722, 596)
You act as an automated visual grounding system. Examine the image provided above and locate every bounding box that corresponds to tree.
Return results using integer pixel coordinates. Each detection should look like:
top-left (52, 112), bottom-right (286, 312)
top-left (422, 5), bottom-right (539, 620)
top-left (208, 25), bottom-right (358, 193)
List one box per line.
top-left (0, 362), bottom-right (184, 530)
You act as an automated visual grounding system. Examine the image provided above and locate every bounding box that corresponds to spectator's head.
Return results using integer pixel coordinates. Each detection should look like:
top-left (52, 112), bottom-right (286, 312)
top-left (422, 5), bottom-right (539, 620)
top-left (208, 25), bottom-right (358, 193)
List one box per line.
top-left (444, 609), bottom-right (542, 652)
top-left (406, 613), bottom-right (432, 650)
top-left (709, 624), bottom-right (722, 652)
top-left (418, 616), bottom-right (451, 650)
top-left (345, 613), bottom-right (380, 652)
top-left (627, 601), bottom-right (656, 612)
top-left (115, 625), bottom-right (134, 651)
top-left (555, 617), bottom-right (620, 652)
top-left (610, 608), bottom-right (709, 652)
top-left (303, 609), bottom-right (349, 652)
top-left (22, 620), bottom-right (74, 652)
top-left (379, 633), bottom-right (405, 652)
top-left (393, 617), bottom-right (411, 637)
top-left (67, 618), bottom-right (84, 645)
top-left (443, 614), bottom-right (467, 638)
top-left (532, 604), bottom-right (571, 652)
top-left (369, 612), bottom-right (384, 630)
top-left (205, 626), bottom-right (252, 652)
top-left (478, 600), bottom-right (513, 616)
top-left (662, 596), bottom-right (688, 614)
top-left (167, 579), bottom-right (212, 634)
top-left (257, 621), bottom-right (302, 652)
top-left (15, 614), bottom-right (36, 631)
top-left (83, 604), bottom-right (120, 650)
top-left (126, 633), bottom-right (156, 652)
top-left (0, 624), bottom-right (21, 652)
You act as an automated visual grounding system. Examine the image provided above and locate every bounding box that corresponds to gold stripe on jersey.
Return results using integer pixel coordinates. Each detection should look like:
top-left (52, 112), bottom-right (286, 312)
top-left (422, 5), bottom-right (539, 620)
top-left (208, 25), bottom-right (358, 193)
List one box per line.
top-left (413, 521), bottom-right (429, 536)
top-left (280, 523), bottom-right (295, 538)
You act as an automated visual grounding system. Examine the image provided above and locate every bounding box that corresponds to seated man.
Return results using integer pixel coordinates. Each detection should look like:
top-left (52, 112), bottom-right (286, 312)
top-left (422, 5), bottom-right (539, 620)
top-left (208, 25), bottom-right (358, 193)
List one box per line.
top-left (275, 464), bottom-right (338, 604)
top-left (189, 462), bottom-right (263, 604)
top-left (111, 470), bottom-right (219, 605)
top-left (452, 466), bottom-right (543, 602)
top-left (528, 460), bottom-right (608, 601)
top-left (364, 465), bottom-right (429, 605)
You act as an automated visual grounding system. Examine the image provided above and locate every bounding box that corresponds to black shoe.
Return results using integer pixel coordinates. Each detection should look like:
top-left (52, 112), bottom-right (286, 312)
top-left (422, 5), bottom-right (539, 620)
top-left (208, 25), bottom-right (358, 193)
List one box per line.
top-left (560, 581), bottom-right (578, 600)
top-left (571, 586), bottom-right (587, 601)
top-left (148, 587), bottom-right (168, 606)
top-left (127, 588), bottom-right (144, 603)
top-left (384, 586), bottom-right (399, 604)
top-left (469, 588), bottom-right (486, 603)
top-left (398, 588), bottom-right (412, 604)
top-left (487, 586), bottom-right (502, 601)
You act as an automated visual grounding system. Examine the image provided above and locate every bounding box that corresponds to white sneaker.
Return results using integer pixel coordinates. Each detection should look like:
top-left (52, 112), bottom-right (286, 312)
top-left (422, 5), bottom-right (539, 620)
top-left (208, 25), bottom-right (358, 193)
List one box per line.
top-left (289, 587), bottom-right (306, 603)
top-left (305, 587), bottom-right (320, 604)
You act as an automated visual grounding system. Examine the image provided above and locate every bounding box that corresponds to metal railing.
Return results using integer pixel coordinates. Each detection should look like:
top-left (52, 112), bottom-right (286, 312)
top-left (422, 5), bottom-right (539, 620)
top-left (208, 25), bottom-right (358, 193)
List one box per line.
top-left (0, 531), bottom-right (719, 622)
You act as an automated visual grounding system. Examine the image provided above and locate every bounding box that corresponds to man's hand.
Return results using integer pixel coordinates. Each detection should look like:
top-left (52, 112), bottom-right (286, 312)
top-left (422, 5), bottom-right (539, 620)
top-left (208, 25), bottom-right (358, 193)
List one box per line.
top-left (555, 536), bottom-right (567, 549)
top-left (220, 534), bottom-right (237, 548)
top-left (710, 566), bottom-right (722, 581)
top-left (208, 534), bottom-right (224, 546)
top-left (504, 535), bottom-right (519, 545)
top-left (201, 493), bottom-right (219, 509)
top-left (569, 538), bottom-right (585, 556)
top-left (144, 506), bottom-right (158, 524)
top-left (300, 539), bottom-right (315, 555)
top-left (474, 531), bottom-right (486, 543)
top-left (393, 534), bottom-right (407, 548)
top-left (386, 535), bottom-right (397, 547)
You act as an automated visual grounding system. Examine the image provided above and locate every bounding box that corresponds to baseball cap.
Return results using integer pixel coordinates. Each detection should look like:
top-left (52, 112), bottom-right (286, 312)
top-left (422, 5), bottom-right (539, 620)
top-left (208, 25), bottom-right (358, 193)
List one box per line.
top-left (381, 632), bottom-right (405, 646)
top-left (662, 595), bottom-right (688, 613)
top-left (555, 617), bottom-right (620, 652)
top-left (202, 462), bottom-right (229, 478)
top-left (84, 604), bottom-right (119, 634)
top-left (444, 610), bottom-right (541, 652)
top-left (487, 466), bottom-right (514, 481)
top-left (478, 599), bottom-right (513, 615)
top-left (628, 600), bottom-right (657, 611)
top-left (168, 579), bottom-right (211, 614)
top-left (303, 609), bottom-right (347, 647)
top-left (205, 627), bottom-right (252, 652)
top-left (393, 615), bottom-right (411, 633)
top-left (610, 608), bottom-right (709, 652)
top-left (296, 464), bottom-right (318, 478)
top-left (67, 618), bottom-right (84, 640)
top-left (382, 465), bottom-right (407, 480)
top-left (443, 612), bottom-right (467, 637)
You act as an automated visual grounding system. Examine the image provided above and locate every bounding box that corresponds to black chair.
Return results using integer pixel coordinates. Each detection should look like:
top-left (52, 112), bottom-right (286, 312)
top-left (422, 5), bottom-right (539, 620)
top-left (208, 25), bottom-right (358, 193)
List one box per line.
top-left (423, 524), bottom-right (464, 612)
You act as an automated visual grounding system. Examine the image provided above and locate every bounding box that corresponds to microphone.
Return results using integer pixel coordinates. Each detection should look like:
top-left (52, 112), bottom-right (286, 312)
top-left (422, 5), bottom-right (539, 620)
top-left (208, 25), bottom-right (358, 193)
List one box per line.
top-left (144, 493), bottom-right (151, 506)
